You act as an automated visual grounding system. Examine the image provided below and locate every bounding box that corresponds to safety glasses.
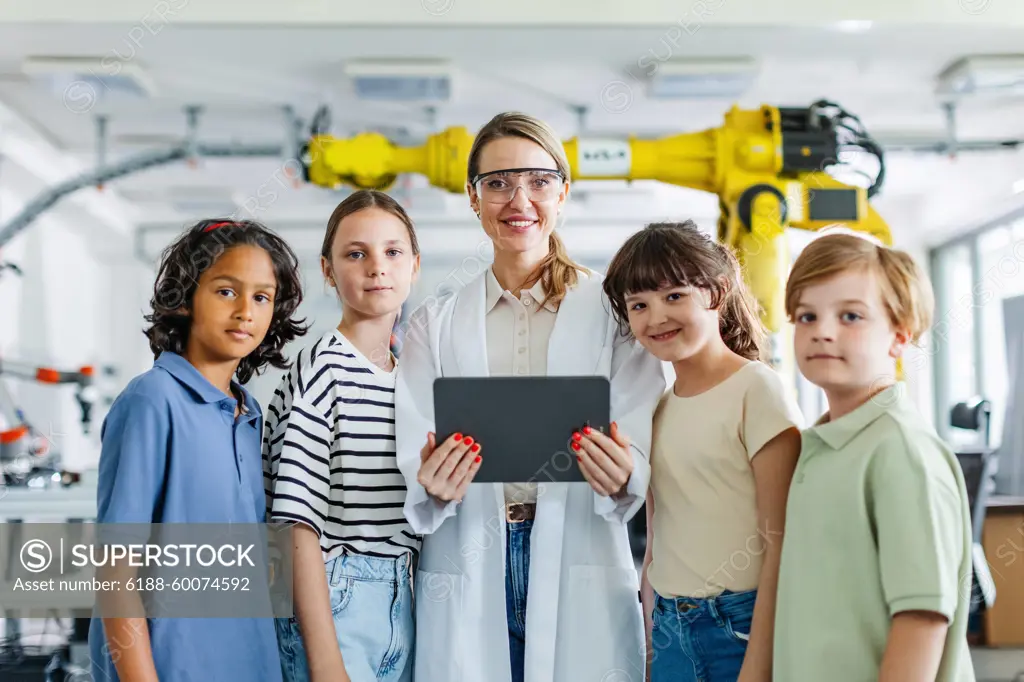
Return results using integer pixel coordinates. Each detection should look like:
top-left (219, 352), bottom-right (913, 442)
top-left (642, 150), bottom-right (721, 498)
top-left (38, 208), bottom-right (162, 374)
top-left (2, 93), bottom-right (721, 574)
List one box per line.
top-left (471, 167), bottom-right (565, 204)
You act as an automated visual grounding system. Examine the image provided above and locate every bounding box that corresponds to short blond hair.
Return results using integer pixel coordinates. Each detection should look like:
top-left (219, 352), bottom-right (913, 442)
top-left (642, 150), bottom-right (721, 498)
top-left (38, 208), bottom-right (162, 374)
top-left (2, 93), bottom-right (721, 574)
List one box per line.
top-left (785, 233), bottom-right (934, 343)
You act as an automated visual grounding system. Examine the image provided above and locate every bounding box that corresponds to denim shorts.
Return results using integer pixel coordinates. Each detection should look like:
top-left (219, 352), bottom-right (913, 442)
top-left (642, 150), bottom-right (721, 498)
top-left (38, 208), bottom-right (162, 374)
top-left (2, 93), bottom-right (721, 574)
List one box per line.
top-left (649, 588), bottom-right (756, 682)
top-left (275, 551), bottom-right (415, 682)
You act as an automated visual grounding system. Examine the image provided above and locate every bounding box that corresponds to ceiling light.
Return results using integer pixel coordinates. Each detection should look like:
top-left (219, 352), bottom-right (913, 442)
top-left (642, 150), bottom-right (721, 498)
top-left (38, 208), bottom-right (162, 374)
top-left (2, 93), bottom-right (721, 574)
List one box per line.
top-left (646, 58), bottom-right (758, 99)
top-left (1013, 178), bottom-right (1024, 194)
top-left (832, 20), bottom-right (874, 33)
top-left (344, 60), bottom-right (452, 102)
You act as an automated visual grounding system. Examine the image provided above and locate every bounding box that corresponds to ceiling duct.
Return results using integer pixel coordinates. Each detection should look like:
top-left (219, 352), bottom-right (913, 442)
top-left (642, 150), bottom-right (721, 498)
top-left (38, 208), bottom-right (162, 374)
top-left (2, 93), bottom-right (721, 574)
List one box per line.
top-left (343, 59), bottom-right (453, 102)
top-left (21, 56), bottom-right (157, 101)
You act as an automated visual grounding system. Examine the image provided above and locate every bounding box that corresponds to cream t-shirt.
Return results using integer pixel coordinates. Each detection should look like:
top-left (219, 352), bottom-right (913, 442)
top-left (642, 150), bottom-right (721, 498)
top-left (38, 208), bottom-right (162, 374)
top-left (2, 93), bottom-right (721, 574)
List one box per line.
top-left (647, 361), bottom-right (803, 599)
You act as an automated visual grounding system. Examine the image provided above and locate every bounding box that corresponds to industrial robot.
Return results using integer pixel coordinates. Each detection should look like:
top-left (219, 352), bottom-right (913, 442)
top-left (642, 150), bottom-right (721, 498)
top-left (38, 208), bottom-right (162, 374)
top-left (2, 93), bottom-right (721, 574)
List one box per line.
top-left (298, 99), bottom-right (890, 375)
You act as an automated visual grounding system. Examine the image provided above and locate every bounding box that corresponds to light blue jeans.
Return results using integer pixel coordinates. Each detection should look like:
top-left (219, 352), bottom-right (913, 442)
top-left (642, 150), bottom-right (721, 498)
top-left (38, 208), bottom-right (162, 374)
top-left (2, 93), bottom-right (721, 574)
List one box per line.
top-left (276, 552), bottom-right (415, 682)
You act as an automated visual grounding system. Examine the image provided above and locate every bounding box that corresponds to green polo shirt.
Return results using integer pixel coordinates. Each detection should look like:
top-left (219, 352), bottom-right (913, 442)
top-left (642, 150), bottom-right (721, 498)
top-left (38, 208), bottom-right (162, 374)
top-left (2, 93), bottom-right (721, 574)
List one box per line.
top-left (774, 383), bottom-right (975, 682)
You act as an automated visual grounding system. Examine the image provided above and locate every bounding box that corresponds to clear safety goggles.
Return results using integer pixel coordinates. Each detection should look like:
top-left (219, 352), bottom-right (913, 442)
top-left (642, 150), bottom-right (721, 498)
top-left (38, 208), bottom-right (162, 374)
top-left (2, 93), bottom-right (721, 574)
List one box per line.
top-left (471, 167), bottom-right (565, 204)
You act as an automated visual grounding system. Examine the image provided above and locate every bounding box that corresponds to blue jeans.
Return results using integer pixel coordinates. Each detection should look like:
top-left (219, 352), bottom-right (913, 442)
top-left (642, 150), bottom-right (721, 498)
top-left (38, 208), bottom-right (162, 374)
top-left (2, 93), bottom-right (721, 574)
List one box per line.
top-left (505, 518), bottom-right (533, 682)
top-left (276, 552), bottom-right (414, 682)
top-left (650, 588), bottom-right (756, 682)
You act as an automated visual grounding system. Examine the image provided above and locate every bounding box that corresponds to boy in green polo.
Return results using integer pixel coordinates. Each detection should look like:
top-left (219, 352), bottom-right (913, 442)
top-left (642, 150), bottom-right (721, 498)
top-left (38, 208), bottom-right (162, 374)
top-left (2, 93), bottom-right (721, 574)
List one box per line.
top-left (775, 233), bottom-right (975, 682)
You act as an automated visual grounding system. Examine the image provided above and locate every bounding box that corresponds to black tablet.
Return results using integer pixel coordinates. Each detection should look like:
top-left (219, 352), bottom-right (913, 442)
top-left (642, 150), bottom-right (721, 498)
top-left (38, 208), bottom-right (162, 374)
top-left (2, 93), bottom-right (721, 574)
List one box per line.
top-left (432, 376), bottom-right (610, 484)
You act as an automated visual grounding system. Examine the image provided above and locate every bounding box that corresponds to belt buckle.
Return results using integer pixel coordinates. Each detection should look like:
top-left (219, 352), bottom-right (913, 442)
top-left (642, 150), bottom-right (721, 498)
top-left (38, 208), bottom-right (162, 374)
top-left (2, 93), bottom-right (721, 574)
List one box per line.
top-left (677, 602), bottom-right (698, 612)
top-left (506, 503), bottom-right (530, 524)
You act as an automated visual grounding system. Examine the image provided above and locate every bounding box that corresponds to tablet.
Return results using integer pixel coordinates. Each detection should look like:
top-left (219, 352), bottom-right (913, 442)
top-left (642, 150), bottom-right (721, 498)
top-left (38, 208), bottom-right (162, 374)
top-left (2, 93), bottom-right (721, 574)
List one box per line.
top-left (432, 376), bottom-right (610, 484)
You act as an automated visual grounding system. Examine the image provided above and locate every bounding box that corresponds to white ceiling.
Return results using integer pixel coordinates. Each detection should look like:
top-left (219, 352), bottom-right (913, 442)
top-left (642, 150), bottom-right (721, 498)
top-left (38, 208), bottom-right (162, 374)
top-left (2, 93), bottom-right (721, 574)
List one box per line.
top-left (3, 25), bottom-right (1024, 140)
top-left (0, 23), bottom-right (1023, 252)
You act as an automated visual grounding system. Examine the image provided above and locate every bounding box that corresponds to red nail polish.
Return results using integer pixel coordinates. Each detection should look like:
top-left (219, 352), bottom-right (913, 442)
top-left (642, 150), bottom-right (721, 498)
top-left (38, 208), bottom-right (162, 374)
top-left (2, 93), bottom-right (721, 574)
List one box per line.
top-left (572, 432), bottom-right (582, 442)
top-left (571, 442), bottom-right (581, 451)
top-left (470, 443), bottom-right (480, 453)
top-left (475, 455), bottom-right (482, 463)
top-left (577, 455), bottom-right (582, 462)
top-left (464, 436), bottom-right (474, 446)
top-left (582, 425), bottom-right (592, 435)
top-left (454, 433), bottom-right (463, 441)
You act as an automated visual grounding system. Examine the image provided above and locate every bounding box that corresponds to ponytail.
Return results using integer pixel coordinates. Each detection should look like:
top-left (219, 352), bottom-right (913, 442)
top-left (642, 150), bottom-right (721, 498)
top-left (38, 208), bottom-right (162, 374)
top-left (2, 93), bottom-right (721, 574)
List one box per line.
top-left (719, 271), bottom-right (769, 362)
top-left (524, 231), bottom-right (586, 310)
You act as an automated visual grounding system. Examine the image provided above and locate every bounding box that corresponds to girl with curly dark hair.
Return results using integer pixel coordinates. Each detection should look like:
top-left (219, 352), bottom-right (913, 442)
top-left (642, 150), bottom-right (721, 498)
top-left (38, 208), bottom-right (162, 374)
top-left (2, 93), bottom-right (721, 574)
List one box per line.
top-left (89, 218), bottom-right (307, 682)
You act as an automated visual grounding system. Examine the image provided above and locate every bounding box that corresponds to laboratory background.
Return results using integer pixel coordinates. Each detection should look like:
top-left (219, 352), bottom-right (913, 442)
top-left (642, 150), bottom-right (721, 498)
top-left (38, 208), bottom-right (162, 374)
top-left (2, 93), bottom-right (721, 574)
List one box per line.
top-left (0, 1), bottom-right (1023, 680)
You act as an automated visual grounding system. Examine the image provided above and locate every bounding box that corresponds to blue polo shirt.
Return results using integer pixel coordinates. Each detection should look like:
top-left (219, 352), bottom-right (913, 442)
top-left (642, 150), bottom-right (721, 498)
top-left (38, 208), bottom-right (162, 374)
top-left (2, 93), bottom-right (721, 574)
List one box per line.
top-left (88, 351), bottom-right (283, 682)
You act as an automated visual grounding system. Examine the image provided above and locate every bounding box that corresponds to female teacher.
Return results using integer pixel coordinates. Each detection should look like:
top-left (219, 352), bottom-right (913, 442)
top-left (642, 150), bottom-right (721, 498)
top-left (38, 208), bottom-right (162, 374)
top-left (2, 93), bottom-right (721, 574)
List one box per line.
top-left (394, 111), bottom-right (666, 682)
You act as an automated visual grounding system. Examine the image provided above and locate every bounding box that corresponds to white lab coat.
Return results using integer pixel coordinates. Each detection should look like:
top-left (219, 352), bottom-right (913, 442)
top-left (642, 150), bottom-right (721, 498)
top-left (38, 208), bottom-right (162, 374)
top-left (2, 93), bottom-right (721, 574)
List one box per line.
top-left (395, 269), bottom-right (667, 682)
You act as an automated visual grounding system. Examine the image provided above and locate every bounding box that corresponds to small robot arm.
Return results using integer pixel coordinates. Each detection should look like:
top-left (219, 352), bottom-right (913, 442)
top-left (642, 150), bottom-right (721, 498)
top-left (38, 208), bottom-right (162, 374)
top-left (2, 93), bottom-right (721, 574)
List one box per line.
top-left (300, 100), bottom-right (890, 349)
top-left (0, 360), bottom-right (98, 433)
top-left (0, 358), bottom-right (101, 487)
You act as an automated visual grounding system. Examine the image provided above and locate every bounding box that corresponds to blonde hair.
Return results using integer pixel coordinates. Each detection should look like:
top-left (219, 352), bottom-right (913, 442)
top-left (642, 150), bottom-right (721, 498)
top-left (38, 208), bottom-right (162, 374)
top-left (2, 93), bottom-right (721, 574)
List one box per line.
top-left (467, 112), bottom-right (586, 309)
top-left (785, 233), bottom-right (934, 343)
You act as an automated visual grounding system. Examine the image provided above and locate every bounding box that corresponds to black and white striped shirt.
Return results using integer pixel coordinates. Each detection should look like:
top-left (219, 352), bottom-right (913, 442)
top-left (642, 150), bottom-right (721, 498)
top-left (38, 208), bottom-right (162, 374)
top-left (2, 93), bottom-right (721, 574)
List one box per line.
top-left (262, 329), bottom-right (420, 560)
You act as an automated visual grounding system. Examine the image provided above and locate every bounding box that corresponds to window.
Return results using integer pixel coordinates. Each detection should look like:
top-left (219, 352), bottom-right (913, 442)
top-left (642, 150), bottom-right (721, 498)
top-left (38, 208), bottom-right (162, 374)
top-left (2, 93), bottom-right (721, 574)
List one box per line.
top-left (931, 209), bottom-right (1024, 452)
top-left (976, 222), bottom-right (1024, 448)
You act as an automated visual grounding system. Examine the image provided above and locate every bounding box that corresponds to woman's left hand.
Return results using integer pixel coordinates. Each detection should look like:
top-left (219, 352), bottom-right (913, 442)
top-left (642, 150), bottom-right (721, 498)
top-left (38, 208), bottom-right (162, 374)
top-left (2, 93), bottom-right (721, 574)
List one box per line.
top-left (572, 421), bottom-right (633, 497)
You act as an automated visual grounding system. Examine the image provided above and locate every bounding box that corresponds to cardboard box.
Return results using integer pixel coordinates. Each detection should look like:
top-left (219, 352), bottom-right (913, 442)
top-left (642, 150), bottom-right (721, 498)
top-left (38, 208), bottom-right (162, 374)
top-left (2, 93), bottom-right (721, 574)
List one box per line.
top-left (982, 499), bottom-right (1024, 647)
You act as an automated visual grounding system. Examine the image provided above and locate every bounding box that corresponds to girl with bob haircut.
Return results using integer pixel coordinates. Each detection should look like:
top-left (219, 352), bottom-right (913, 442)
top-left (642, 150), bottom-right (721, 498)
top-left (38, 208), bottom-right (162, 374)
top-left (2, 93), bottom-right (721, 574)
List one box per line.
top-left (603, 221), bottom-right (803, 682)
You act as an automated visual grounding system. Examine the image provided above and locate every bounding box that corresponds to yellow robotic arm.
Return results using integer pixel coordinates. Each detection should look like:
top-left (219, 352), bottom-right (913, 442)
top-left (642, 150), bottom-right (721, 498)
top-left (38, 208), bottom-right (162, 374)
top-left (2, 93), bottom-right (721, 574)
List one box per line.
top-left (302, 101), bottom-right (889, 344)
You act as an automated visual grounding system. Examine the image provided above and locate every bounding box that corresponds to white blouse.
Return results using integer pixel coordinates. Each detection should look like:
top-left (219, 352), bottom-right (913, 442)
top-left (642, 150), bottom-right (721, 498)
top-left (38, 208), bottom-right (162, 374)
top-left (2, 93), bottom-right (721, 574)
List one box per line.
top-left (483, 266), bottom-right (558, 505)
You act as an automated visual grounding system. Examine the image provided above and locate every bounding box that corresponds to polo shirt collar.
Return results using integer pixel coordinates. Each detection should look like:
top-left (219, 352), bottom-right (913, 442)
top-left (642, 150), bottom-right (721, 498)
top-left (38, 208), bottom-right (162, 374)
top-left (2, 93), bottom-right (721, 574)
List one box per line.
top-left (155, 351), bottom-right (258, 420)
top-left (807, 382), bottom-right (908, 450)
top-left (484, 266), bottom-right (557, 313)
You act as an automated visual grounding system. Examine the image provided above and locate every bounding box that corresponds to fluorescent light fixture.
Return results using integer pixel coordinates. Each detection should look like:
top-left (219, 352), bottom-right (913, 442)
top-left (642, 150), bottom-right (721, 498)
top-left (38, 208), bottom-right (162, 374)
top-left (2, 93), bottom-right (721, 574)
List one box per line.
top-left (646, 58), bottom-right (758, 99)
top-left (1013, 178), bottom-right (1024, 194)
top-left (21, 56), bottom-right (156, 99)
top-left (832, 20), bottom-right (874, 33)
top-left (344, 60), bottom-right (452, 102)
top-left (937, 55), bottom-right (1024, 99)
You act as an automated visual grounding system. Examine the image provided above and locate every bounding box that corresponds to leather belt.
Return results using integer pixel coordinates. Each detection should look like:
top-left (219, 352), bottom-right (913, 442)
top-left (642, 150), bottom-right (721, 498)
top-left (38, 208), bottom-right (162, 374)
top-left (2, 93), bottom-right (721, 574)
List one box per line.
top-left (506, 503), bottom-right (536, 523)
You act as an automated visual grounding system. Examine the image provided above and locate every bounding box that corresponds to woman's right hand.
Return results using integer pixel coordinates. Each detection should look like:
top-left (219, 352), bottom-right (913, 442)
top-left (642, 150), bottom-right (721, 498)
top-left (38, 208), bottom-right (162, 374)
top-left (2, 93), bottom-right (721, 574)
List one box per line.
top-left (417, 431), bottom-right (482, 502)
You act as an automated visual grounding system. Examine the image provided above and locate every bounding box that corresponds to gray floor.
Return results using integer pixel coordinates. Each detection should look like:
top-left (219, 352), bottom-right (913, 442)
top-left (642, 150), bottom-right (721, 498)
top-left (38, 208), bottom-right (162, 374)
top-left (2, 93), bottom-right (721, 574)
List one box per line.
top-left (971, 647), bottom-right (1024, 682)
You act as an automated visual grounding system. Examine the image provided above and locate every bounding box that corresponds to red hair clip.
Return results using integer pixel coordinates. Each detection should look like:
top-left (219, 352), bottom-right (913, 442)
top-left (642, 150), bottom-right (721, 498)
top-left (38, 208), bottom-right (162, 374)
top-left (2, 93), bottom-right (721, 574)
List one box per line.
top-left (204, 221), bottom-right (235, 232)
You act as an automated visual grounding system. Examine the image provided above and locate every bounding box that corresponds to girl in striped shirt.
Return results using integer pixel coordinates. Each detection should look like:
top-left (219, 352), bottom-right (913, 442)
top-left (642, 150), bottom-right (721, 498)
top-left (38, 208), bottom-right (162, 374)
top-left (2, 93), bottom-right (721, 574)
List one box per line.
top-left (263, 190), bottom-right (421, 682)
